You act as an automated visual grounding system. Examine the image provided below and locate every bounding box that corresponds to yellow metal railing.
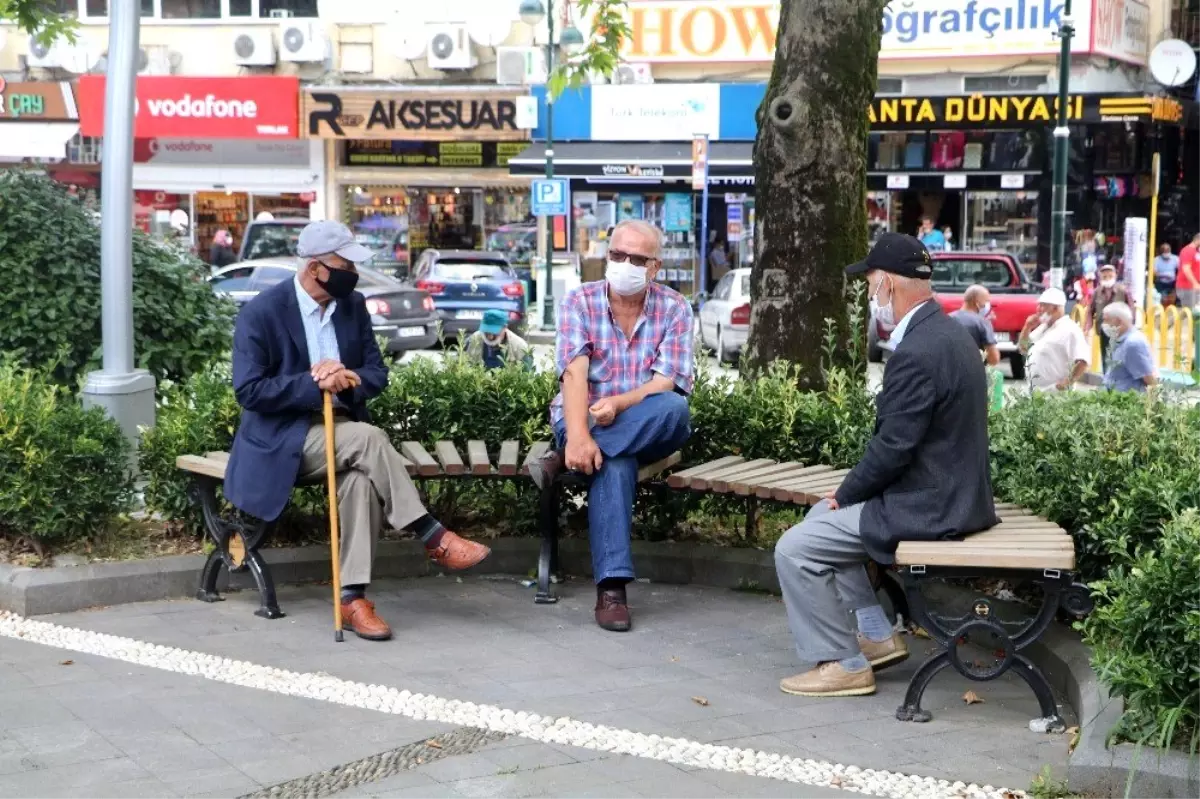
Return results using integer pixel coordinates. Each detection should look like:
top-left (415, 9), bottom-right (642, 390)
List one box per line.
top-left (1145, 305), bottom-right (1195, 373)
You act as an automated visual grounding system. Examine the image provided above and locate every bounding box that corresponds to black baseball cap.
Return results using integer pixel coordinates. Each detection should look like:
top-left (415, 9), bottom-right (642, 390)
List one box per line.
top-left (845, 233), bottom-right (934, 279)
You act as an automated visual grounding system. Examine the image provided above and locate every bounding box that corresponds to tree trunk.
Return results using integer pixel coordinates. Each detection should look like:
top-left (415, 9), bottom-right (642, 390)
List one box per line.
top-left (744, 0), bottom-right (887, 387)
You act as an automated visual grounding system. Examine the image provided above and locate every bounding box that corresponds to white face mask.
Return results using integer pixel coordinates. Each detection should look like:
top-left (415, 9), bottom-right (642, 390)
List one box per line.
top-left (606, 259), bottom-right (649, 296)
top-left (978, 302), bottom-right (991, 317)
top-left (870, 276), bottom-right (896, 330)
top-left (1039, 312), bottom-right (1053, 326)
top-left (1101, 323), bottom-right (1122, 340)
top-left (1100, 278), bottom-right (1116, 288)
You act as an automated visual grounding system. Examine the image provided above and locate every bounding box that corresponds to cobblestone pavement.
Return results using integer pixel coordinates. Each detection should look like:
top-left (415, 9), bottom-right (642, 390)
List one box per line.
top-left (0, 576), bottom-right (1073, 797)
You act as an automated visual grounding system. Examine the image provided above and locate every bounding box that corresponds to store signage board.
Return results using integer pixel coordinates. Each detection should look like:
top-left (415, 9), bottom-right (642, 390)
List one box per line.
top-left (601, 163), bottom-right (667, 178)
top-left (303, 89), bottom-right (526, 141)
top-left (724, 192), bottom-right (748, 203)
top-left (727, 204), bottom-right (743, 223)
top-left (602, 0), bottom-right (1134, 63)
top-left (591, 84), bottom-right (720, 141)
top-left (943, 174), bottom-right (967, 189)
top-left (887, 174), bottom-right (910, 190)
top-left (79, 76), bottom-right (299, 139)
top-left (692, 136), bottom-right (709, 191)
top-left (1122, 217), bottom-right (1147, 311)
top-left (1000, 173), bottom-right (1027, 189)
top-left (0, 79), bottom-right (77, 120)
top-left (870, 94), bottom-right (1087, 129)
top-left (664, 192), bottom-right (693, 232)
top-left (133, 138), bottom-right (310, 166)
top-left (531, 178), bottom-right (570, 217)
top-left (345, 140), bottom-right (527, 168)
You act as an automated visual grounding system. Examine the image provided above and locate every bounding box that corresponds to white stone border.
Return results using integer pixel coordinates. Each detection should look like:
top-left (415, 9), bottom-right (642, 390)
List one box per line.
top-left (0, 611), bottom-right (1023, 799)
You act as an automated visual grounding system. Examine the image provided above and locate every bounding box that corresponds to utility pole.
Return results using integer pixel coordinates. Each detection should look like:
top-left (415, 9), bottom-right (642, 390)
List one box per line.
top-left (1048, 0), bottom-right (1075, 292)
top-left (81, 0), bottom-right (156, 457)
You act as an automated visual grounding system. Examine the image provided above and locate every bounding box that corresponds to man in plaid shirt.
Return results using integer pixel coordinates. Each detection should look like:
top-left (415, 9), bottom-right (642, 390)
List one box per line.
top-left (529, 220), bottom-right (694, 632)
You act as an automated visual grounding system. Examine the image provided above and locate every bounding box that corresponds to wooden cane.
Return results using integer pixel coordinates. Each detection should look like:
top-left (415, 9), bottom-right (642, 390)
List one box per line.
top-left (322, 390), bottom-right (345, 643)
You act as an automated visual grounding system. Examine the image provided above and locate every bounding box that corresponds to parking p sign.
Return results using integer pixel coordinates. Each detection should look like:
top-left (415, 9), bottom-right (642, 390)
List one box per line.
top-left (531, 178), bottom-right (569, 217)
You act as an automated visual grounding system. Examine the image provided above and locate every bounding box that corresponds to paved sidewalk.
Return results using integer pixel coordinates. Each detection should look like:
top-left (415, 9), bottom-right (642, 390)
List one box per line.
top-left (1, 575), bottom-right (1073, 797)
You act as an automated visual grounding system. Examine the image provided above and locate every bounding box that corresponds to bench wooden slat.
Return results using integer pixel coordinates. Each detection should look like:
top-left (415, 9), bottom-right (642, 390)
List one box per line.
top-left (466, 441), bottom-right (491, 476)
top-left (709, 459), bottom-right (779, 493)
top-left (726, 461), bottom-right (806, 495)
top-left (638, 452), bottom-right (682, 483)
top-left (896, 541), bottom-right (1075, 570)
top-left (204, 451), bottom-right (230, 464)
top-left (666, 456), bottom-right (745, 488)
top-left (434, 441), bottom-right (466, 476)
top-left (753, 465), bottom-right (834, 498)
top-left (770, 469), bottom-right (852, 502)
top-left (177, 454), bottom-right (228, 480)
top-left (498, 441), bottom-right (521, 476)
top-left (400, 442), bottom-right (441, 477)
top-left (520, 441), bottom-right (551, 476)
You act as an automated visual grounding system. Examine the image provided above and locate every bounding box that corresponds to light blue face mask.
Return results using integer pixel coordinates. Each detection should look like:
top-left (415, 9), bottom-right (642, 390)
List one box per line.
top-left (979, 303), bottom-right (991, 317)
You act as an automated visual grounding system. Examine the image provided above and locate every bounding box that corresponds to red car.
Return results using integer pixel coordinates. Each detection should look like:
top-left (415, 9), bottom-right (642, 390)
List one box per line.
top-left (868, 251), bottom-right (1039, 379)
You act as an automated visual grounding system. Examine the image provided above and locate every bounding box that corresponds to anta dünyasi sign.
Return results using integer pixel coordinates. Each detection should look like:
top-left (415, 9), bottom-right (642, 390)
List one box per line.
top-left (303, 89), bottom-right (525, 141)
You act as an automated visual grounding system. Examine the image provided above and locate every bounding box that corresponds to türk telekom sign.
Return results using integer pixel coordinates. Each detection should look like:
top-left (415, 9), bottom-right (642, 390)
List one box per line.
top-left (78, 76), bottom-right (299, 139)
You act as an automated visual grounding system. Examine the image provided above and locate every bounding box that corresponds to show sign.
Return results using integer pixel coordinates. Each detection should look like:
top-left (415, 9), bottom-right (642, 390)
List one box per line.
top-left (303, 90), bottom-right (526, 141)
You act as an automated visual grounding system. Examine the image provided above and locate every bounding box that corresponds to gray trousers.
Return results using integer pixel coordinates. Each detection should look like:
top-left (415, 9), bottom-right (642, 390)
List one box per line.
top-left (297, 420), bottom-right (427, 587)
top-left (774, 501), bottom-right (877, 663)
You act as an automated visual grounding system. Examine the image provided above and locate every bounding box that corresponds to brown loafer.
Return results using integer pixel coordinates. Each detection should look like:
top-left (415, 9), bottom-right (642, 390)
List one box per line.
top-left (595, 586), bottom-right (632, 632)
top-left (340, 598), bottom-right (392, 641)
top-left (427, 530), bottom-right (490, 570)
top-left (528, 449), bottom-right (564, 491)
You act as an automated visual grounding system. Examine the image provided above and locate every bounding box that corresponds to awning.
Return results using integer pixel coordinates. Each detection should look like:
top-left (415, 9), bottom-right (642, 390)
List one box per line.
top-left (334, 167), bottom-right (530, 189)
top-left (0, 123), bottom-right (80, 160)
top-left (508, 142), bottom-right (753, 180)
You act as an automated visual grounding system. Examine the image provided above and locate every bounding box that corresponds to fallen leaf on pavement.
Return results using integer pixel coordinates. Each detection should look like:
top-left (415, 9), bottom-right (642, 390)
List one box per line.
top-left (427, 741), bottom-right (443, 749)
top-left (59, 660), bottom-right (73, 666)
top-left (911, 626), bottom-right (932, 639)
top-left (670, 656), bottom-right (679, 662)
top-left (1001, 790), bottom-right (1020, 799)
top-left (691, 696), bottom-right (710, 707)
top-left (1067, 726), bottom-right (1081, 753)
top-left (962, 690), bottom-right (984, 705)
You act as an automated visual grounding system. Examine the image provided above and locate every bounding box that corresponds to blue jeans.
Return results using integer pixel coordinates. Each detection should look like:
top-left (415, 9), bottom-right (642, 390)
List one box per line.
top-left (554, 391), bottom-right (692, 584)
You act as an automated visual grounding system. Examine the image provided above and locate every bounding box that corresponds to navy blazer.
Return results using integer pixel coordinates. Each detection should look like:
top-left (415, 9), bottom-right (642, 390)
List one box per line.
top-left (835, 302), bottom-right (1000, 564)
top-left (225, 279), bottom-right (388, 521)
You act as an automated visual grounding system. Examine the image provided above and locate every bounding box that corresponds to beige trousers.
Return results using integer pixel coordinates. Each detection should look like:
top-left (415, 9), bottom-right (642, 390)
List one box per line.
top-left (298, 419), bottom-right (426, 587)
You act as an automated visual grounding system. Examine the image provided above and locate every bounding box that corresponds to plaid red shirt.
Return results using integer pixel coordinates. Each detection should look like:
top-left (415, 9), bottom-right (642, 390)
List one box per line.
top-left (551, 280), bottom-right (695, 425)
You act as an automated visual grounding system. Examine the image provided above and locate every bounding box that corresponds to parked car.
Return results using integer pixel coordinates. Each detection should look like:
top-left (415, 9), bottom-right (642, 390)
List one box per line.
top-left (409, 249), bottom-right (526, 338)
top-left (237, 218), bottom-right (309, 262)
top-left (209, 257), bottom-right (439, 353)
top-left (869, 251), bottom-right (1038, 379)
top-left (698, 268), bottom-right (751, 364)
top-left (486, 224), bottom-right (536, 265)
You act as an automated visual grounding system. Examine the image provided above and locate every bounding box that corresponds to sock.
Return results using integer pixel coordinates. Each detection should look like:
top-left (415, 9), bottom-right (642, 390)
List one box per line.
top-left (838, 654), bottom-right (871, 672)
top-left (856, 605), bottom-right (894, 642)
top-left (597, 577), bottom-right (629, 594)
top-left (408, 514), bottom-right (446, 548)
top-left (341, 584), bottom-right (366, 603)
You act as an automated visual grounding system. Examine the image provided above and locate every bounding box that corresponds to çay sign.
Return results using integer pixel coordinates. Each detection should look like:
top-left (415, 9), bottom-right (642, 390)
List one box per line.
top-left (304, 90), bottom-right (526, 141)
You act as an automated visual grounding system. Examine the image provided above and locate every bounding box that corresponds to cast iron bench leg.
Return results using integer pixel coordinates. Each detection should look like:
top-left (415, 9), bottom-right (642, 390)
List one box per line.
top-left (894, 566), bottom-right (1069, 730)
top-left (246, 549), bottom-right (284, 619)
top-left (535, 480), bottom-right (561, 604)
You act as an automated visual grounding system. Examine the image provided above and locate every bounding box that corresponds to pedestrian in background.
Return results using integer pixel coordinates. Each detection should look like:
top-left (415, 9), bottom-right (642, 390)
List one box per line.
top-left (210, 230), bottom-right (237, 269)
top-left (1178, 233), bottom-right (1199, 310)
top-left (1153, 243), bottom-right (1178, 306)
top-left (463, 309), bottom-right (532, 371)
top-left (1020, 287), bottom-right (1090, 392)
top-left (952, 285), bottom-right (1004, 411)
top-left (1101, 302), bottom-right (1157, 393)
top-left (1087, 264), bottom-right (1128, 371)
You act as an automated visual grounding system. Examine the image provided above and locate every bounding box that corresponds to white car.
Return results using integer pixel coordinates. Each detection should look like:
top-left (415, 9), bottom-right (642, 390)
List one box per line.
top-left (698, 268), bottom-right (751, 364)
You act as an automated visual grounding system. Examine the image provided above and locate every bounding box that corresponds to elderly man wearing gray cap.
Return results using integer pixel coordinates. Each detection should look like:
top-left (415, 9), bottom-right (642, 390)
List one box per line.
top-left (225, 220), bottom-right (491, 641)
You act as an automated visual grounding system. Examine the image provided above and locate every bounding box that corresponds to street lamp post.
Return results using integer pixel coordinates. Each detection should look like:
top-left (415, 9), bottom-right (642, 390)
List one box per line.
top-left (81, 0), bottom-right (157, 460)
top-left (520, 0), bottom-right (584, 330)
top-left (1048, 0), bottom-right (1074, 292)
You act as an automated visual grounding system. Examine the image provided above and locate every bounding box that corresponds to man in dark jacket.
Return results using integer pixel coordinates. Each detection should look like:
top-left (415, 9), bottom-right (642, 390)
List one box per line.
top-left (774, 233), bottom-right (999, 698)
top-left (226, 221), bottom-right (490, 641)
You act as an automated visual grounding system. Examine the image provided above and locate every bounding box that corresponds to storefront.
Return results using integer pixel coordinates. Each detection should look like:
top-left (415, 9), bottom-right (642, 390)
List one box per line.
top-left (78, 75), bottom-right (307, 260)
top-left (302, 87), bottom-right (533, 274)
top-left (0, 79), bottom-right (81, 162)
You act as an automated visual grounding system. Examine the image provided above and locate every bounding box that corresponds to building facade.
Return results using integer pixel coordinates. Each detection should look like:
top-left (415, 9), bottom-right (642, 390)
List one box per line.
top-left (0, 0), bottom-right (1194, 279)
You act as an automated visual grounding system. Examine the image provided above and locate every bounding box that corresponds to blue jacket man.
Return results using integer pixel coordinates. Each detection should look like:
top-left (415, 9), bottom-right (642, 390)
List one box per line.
top-left (226, 220), bottom-right (490, 641)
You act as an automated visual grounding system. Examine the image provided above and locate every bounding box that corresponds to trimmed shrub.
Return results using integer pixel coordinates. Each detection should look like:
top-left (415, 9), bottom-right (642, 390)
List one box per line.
top-left (1082, 509), bottom-right (1199, 751)
top-left (0, 170), bottom-right (235, 389)
top-left (0, 364), bottom-right (134, 547)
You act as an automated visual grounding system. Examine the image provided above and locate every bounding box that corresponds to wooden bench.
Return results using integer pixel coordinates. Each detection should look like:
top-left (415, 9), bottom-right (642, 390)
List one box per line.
top-left (655, 455), bottom-right (1092, 730)
top-left (176, 440), bottom-right (556, 620)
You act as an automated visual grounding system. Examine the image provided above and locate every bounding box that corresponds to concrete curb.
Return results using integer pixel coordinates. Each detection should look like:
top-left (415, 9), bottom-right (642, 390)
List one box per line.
top-left (4, 539), bottom-right (1194, 796)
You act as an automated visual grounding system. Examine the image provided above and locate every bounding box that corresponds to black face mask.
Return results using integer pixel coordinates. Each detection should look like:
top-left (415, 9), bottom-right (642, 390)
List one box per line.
top-left (315, 262), bottom-right (359, 299)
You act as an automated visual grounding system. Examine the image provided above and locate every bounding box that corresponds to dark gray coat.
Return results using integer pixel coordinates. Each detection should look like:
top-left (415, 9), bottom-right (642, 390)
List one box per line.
top-left (835, 302), bottom-right (1000, 563)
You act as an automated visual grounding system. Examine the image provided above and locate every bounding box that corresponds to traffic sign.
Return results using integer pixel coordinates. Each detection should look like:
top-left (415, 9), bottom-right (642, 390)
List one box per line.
top-left (531, 178), bottom-right (569, 217)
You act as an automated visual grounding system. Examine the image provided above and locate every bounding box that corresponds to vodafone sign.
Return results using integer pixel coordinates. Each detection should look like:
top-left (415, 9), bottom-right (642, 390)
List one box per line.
top-left (78, 76), bottom-right (299, 139)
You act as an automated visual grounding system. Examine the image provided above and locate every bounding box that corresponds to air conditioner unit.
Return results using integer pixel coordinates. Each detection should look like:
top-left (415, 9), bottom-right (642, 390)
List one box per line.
top-left (427, 24), bottom-right (477, 70)
top-left (234, 29), bottom-right (277, 66)
top-left (26, 34), bottom-right (61, 69)
top-left (615, 63), bottom-right (654, 85)
top-left (496, 46), bottom-right (546, 85)
top-left (138, 46), bottom-right (174, 76)
top-left (280, 21), bottom-right (330, 63)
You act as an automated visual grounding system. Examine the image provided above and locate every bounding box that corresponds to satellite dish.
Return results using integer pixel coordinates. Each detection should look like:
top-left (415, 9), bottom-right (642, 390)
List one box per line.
top-left (169, 209), bottom-right (190, 231)
top-left (1148, 39), bottom-right (1197, 88)
top-left (465, 0), bottom-right (513, 47)
top-left (386, 23), bottom-right (427, 60)
top-left (59, 44), bottom-right (103, 75)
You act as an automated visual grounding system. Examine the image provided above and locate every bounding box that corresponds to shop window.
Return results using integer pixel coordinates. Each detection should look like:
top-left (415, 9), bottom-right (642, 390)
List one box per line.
top-left (1090, 127), bottom-right (1138, 172)
top-left (965, 191), bottom-right (1039, 272)
top-left (78, 0), bottom-right (315, 18)
top-left (259, 0), bottom-right (317, 17)
top-left (962, 75), bottom-right (1046, 93)
top-left (877, 78), bottom-right (904, 96)
top-left (870, 133), bottom-right (927, 170)
top-left (84, 0), bottom-right (153, 16)
top-left (160, 0), bottom-right (219, 18)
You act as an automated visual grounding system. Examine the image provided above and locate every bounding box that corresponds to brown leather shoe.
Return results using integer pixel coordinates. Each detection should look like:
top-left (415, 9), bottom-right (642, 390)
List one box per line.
top-left (528, 449), bottom-right (564, 491)
top-left (779, 662), bottom-right (875, 697)
top-left (595, 586), bottom-right (632, 632)
top-left (340, 598), bottom-right (392, 641)
top-left (427, 530), bottom-right (490, 570)
top-left (857, 632), bottom-right (910, 671)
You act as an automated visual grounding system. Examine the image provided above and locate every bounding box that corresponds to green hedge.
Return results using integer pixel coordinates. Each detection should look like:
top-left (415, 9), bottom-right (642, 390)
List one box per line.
top-left (0, 364), bottom-right (133, 546)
